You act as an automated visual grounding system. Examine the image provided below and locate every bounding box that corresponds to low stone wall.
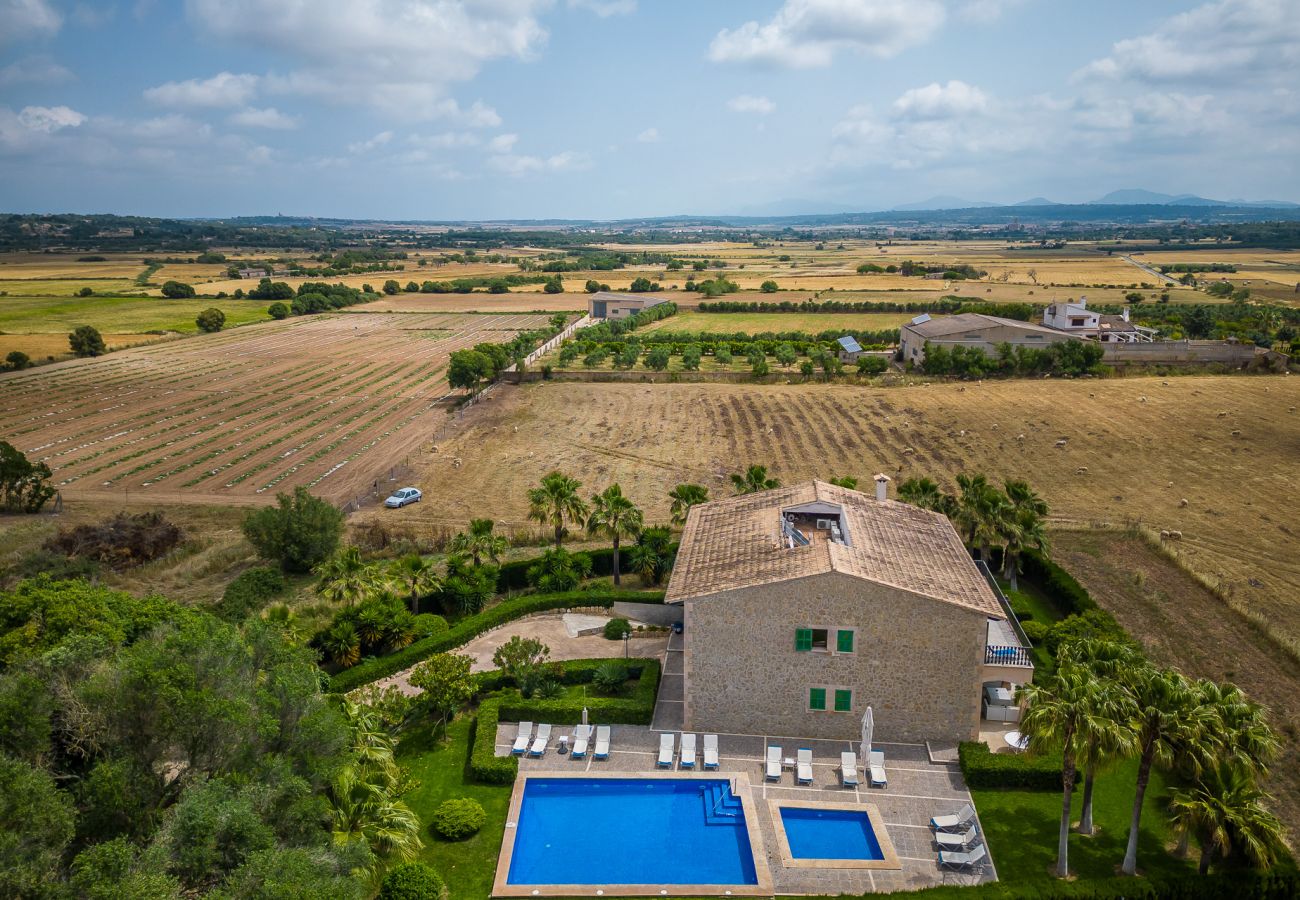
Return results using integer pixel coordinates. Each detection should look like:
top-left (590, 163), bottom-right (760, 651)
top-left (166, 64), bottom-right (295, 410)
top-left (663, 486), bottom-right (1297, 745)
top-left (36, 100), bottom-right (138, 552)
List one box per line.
top-left (1101, 340), bottom-right (1280, 369)
top-left (613, 600), bottom-right (683, 626)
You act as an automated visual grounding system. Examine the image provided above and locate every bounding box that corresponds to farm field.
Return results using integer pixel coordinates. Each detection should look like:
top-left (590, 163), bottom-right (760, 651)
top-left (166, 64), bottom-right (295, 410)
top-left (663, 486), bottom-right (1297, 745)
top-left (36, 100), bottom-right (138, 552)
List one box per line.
top-left (0, 312), bottom-right (558, 507)
top-left (358, 291), bottom-right (588, 313)
top-left (644, 310), bottom-right (917, 334)
top-left (382, 376), bottom-right (1300, 653)
top-left (0, 293), bottom-right (280, 335)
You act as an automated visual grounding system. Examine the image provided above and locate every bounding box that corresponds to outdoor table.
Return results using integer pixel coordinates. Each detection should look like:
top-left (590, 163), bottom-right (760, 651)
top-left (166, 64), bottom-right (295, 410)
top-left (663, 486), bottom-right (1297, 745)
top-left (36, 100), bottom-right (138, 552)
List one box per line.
top-left (557, 735), bottom-right (569, 754)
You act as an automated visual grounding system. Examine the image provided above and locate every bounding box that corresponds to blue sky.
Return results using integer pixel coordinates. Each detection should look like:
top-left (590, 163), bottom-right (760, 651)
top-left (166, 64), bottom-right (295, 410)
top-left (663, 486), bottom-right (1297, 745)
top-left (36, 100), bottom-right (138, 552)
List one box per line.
top-left (1, 0), bottom-right (1297, 219)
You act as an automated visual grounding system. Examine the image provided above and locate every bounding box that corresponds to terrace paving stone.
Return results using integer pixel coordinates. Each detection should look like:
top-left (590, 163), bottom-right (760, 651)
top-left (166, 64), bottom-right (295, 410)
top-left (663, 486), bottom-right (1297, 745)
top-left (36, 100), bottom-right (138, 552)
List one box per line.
top-left (491, 720), bottom-right (996, 893)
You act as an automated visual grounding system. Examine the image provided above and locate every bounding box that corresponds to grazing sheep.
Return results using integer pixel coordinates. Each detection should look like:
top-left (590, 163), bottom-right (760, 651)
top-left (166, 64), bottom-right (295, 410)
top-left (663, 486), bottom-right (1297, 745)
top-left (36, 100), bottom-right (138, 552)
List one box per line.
top-left (1231, 430), bottom-right (1242, 437)
top-left (903, 447), bottom-right (915, 455)
top-left (1167, 481), bottom-right (1174, 488)
top-left (1169, 530), bottom-right (1183, 540)
top-left (1160, 530), bottom-right (1171, 540)
top-left (1055, 439), bottom-right (1068, 448)
top-left (1138, 396), bottom-right (1147, 402)
top-left (452, 458), bottom-right (462, 468)
top-left (959, 429), bottom-right (967, 437)
top-left (1179, 498), bottom-right (1189, 507)
top-left (1017, 433), bottom-right (1026, 441)
top-left (1217, 411), bottom-right (1228, 418)
top-left (1076, 466), bottom-right (1089, 474)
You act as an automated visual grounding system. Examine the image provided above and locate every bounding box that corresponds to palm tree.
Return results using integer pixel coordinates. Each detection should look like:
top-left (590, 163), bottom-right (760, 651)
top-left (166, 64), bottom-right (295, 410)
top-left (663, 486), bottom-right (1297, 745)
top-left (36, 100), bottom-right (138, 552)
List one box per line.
top-left (667, 483), bottom-right (709, 527)
top-left (1169, 762), bottom-right (1286, 875)
top-left (527, 471), bottom-right (590, 550)
top-left (897, 476), bottom-right (953, 515)
top-left (1000, 480), bottom-right (1050, 589)
top-left (587, 484), bottom-right (643, 587)
top-left (330, 700), bottom-right (423, 865)
top-left (314, 546), bottom-right (379, 607)
top-left (828, 475), bottom-right (857, 489)
top-left (1059, 640), bottom-right (1140, 835)
top-left (448, 518), bottom-right (509, 567)
top-left (322, 622), bottom-right (361, 668)
top-left (953, 473), bottom-right (1010, 561)
top-left (1119, 666), bottom-right (1218, 876)
top-left (388, 553), bottom-right (441, 614)
top-left (1020, 662), bottom-right (1101, 878)
top-left (730, 464), bottom-right (779, 495)
top-left (1195, 680), bottom-right (1278, 777)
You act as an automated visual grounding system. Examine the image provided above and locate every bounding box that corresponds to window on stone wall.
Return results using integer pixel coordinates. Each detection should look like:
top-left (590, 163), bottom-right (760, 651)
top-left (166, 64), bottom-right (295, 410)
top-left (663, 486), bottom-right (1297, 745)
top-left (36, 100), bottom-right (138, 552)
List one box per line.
top-left (795, 628), bottom-right (829, 652)
top-left (809, 687), bottom-right (826, 711)
top-left (834, 688), bottom-right (853, 713)
top-left (836, 629), bottom-right (855, 654)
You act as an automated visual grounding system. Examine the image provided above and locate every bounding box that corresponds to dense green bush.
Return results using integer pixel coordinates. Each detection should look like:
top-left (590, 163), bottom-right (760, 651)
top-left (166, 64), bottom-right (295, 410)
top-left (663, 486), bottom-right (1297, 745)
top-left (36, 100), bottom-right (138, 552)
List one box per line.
top-left (329, 589), bottom-right (662, 692)
top-left (267, 302), bottom-right (289, 320)
top-left (161, 280), bottom-right (195, 298)
top-left (412, 613), bottom-right (449, 639)
top-left (241, 487), bottom-right (344, 573)
top-left (603, 617), bottom-right (631, 641)
top-left (958, 740), bottom-right (1063, 790)
top-left (379, 862), bottom-right (446, 900)
top-left (430, 797), bottom-right (486, 840)
top-left (1020, 549), bottom-right (1096, 615)
top-left (591, 660), bottom-right (628, 694)
top-left (215, 566), bottom-right (286, 621)
top-left (526, 548), bottom-right (591, 592)
top-left (1020, 619), bottom-right (1049, 644)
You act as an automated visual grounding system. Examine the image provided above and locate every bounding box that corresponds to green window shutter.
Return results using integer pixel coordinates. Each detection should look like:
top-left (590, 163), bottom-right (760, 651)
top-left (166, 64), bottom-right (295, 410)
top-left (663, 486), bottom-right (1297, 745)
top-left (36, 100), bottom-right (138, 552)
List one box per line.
top-left (795, 628), bottom-right (813, 652)
top-left (809, 688), bottom-right (826, 711)
top-left (834, 689), bottom-right (852, 712)
top-left (836, 629), bottom-right (855, 653)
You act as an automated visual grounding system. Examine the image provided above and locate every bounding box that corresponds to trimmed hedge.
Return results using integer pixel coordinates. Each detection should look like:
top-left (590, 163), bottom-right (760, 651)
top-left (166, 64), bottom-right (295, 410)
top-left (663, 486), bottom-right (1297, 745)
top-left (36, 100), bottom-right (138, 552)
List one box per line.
top-left (959, 740), bottom-right (1064, 791)
top-left (496, 543), bottom-right (677, 593)
top-left (469, 657), bottom-right (661, 784)
top-left (869, 871), bottom-right (1300, 899)
top-left (329, 588), bottom-right (663, 692)
top-left (1021, 549), bottom-right (1097, 616)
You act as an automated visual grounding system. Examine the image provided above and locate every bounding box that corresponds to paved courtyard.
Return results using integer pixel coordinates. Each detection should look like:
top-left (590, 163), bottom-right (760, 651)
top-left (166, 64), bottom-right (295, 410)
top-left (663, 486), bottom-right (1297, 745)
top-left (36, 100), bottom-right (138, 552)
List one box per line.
top-left (493, 721), bottom-right (996, 895)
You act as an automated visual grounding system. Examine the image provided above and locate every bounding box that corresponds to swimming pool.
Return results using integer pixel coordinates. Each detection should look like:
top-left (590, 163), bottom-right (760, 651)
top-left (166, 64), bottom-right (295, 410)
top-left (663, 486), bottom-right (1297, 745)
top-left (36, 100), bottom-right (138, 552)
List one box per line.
top-left (779, 807), bottom-right (884, 860)
top-left (768, 800), bottom-right (901, 870)
top-left (500, 775), bottom-right (768, 894)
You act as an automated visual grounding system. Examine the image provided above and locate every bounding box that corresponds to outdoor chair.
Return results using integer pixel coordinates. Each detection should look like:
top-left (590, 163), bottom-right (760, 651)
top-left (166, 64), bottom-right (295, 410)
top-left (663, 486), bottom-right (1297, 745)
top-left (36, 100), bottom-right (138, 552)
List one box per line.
top-left (703, 734), bottom-right (720, 769)
top-left (511, 722), bottom-right (533, 756)
top-left (657, 732), bottom-right (675, 767)
top-left (593, 725), bottom-right (611, 760)
top-left (931, 802), bottom-right (976, 832)
top-left (939, 843), bottom-right (987, 872)
top-left (935, 825), bottom-right (979, 850)
top-left (571, 723), bottom-right (592, 758)
top-left (528, 723), bottom-right (552, 757)
top-left (796, 748), bottom-right (814, 784)
top-left (765, 745), bottom-right (782, 780)
top-left (869, 750), bottom-right (887, 787)
top-left (679, 733), bottom-right (697, 769)
top-left (840, 751), bottom-right (860, 786)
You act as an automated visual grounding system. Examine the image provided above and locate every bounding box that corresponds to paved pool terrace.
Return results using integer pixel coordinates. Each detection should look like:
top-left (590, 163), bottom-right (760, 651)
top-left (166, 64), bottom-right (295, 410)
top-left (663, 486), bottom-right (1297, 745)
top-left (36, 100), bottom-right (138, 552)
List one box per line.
top-left (493, 722), bottom-right (997, 896)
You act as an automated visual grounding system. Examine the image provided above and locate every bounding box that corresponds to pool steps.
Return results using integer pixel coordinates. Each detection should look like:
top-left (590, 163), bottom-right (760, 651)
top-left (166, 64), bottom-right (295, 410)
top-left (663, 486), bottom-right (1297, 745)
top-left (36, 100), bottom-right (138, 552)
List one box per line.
top-left (701, 782), bottom-right (744, 826)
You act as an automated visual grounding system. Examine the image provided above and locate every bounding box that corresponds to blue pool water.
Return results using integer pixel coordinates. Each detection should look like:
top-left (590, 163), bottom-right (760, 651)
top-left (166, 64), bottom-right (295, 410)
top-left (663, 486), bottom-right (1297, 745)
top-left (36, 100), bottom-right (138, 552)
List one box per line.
top-left (507, 778), bottom-right (758, 886)
top-left (779, 807), bottom-right (885, 860)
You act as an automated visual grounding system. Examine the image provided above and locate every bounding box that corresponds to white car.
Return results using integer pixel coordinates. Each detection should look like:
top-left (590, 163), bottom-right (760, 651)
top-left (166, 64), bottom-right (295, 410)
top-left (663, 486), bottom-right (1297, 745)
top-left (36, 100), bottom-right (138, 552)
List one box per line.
top-left (384, 487), bottom-right (422, 508)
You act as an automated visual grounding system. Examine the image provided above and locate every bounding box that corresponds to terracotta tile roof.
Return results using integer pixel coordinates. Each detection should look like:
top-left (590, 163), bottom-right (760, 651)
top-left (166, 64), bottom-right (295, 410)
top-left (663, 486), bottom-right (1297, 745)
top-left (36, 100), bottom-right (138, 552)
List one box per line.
top-left (665, 480), bottom-right (1004, 618)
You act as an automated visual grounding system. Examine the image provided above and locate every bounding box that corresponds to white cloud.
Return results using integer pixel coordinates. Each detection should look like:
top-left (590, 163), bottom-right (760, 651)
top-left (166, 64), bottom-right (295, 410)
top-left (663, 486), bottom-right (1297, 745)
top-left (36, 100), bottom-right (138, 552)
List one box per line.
top-left (0, 55), bottom-right (73, 87)
top-left (1077, 0), bottom-right (1300, 85)
top-left (348, 130), bottom-right (393, 154)
top-left (636, 126), bottom-right (660, 143)
top-left (185, 0), bottom-right (549, 118)
top-left (709, 0), bottom-right (945, 68)
top-left (490, 148), bottom-right (591, 177)
top-left (409, 131), bottom-right (480, 149)
top-left (144, 71), bottom-right (260, 108)
top-left (0, 0), bottom-right (62, 43)
top-left (488, 133), bottom-right (519, 153)
top-left (228, 106), bottom-right (299, 129)
top-left (892, 80), bottom-right (989, 119)
top-left (18, 105), bottom-right (85, 132)
top-left (568, 0), bottom-right (636, 16)
top-left (728, 94), bottom-right (775, 115)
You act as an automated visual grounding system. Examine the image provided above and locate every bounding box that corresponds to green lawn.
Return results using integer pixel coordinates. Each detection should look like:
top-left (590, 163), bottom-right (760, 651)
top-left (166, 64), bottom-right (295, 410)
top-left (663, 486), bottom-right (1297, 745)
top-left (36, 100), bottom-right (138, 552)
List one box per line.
top-left (396, 714), bottom-right (512, 899)
top-left (974, 757), bottom-right (1194, 882)
top-left (0, 293), bottom-right (278, 334)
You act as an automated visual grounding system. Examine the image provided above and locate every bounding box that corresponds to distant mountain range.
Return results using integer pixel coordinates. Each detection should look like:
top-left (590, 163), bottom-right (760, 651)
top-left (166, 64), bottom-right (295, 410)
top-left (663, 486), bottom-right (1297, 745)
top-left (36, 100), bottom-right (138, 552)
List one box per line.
top-left (872, 189), bottom-right (1298, 212)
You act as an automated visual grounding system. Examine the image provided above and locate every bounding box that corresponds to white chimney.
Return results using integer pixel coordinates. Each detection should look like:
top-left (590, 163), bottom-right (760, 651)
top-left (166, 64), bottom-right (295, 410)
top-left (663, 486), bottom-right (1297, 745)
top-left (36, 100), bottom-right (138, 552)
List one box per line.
top-left (874, 473), bottom-right (890, 502)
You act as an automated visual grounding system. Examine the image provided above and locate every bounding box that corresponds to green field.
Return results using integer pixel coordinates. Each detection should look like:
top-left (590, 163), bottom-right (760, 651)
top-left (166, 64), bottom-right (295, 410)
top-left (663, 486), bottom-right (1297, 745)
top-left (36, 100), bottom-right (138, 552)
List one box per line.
top-left (0, 293), bottom-right (277, 335)
top-left (0, 277), bottom-right (143, 296)
top-left (645, 309), bottom-right (918, 334)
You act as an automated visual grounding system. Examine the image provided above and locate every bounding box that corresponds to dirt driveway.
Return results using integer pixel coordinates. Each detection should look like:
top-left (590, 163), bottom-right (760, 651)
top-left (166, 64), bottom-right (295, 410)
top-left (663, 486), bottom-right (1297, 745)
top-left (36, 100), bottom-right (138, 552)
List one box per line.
top-left (370, 612), bottom-right (670, 697)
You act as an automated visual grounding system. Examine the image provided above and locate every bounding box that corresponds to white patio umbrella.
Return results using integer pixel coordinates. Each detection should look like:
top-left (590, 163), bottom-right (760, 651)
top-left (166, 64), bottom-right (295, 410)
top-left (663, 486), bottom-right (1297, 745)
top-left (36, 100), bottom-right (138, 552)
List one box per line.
top-left (860, 706), bottom-right (874, 762)
top-left (581, 707), bottom-right (589, 726)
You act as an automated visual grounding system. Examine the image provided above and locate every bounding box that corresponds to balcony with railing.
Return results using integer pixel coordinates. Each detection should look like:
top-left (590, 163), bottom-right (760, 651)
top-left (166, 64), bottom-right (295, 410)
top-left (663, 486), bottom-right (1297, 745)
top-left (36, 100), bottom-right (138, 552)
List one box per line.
top-left (975, 559), bottom-right (1034, 670)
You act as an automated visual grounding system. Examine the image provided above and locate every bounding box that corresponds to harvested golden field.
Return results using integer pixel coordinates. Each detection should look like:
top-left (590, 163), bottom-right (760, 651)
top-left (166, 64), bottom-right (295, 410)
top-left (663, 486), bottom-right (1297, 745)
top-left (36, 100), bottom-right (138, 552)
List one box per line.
top-left (0, 332), bottom-right (167, 360)
top-left (393, 377), bottom-right (1300, 651)
top-left (359, 292), bottom-right (588, 313)
top-left (0, 252), bottom-right (151, 279)
top-left (190, 262), bottom-right (519, 297)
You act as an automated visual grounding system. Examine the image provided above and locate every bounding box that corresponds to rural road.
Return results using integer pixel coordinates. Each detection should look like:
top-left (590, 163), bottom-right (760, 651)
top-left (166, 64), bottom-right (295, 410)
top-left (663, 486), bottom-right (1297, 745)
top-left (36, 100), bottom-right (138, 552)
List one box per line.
top-left (1120, 254), bottom-right (1178, 285)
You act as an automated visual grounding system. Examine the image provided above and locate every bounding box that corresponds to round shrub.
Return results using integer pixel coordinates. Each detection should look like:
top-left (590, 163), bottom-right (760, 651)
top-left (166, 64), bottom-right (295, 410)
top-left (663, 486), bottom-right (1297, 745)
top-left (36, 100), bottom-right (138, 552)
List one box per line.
top-left (431, 797), bottom-right (486, 841)
top-left (603, 617), bottom-right (631, 641)
top-left (1020, 620), bottom-right (1049, 645)
top-left (267, 302), bottom-right (289, 320)
top-left (413, 613), bottom-right (449, 639)
top-left (379, 861), bottom-right (446, 900)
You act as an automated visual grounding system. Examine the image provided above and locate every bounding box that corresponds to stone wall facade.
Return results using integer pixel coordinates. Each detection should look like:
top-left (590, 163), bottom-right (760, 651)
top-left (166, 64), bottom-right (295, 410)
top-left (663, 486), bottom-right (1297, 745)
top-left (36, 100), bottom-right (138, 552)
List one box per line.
top-left (678, 571), bottom-right (987, 743)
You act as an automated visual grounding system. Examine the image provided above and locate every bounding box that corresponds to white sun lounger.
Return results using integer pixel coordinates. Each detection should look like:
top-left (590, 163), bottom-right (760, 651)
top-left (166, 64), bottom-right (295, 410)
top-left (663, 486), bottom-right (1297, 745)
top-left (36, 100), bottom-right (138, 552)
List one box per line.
top-left (931, 802), bottom-right (977, 832)
top-left (765, 746), bottom-right (782, 780)
top-left (679, 733), bottom-right (697, 769)
top-left (528, 723), bottom-right (552, 757)
top-left (935, 825), bottom-right (979, 850)
top-left (796, 748), bottom-right (814, 784)
top-left (703, 734), bottom-right (719, 769)
top-left (939, 843), bottom-right (987, 871)
top-left (593, 725), bottom-right (611, 759)
top-left (869, 750), bottom-right (887, 787)
top-left (657, 732), bottom-right (675, 767)
top-left (571, 723), bottom-right (592, 758)
top-left (511, 722), bottom-right (533, 755)
top-left (841, 751), bottom-right (860, 786)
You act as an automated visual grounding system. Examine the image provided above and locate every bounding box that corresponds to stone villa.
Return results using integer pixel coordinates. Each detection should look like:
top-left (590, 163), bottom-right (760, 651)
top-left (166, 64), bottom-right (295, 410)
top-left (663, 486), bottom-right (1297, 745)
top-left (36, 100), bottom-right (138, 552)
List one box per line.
top-left (665, 479), bottom-right (1033, 744)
